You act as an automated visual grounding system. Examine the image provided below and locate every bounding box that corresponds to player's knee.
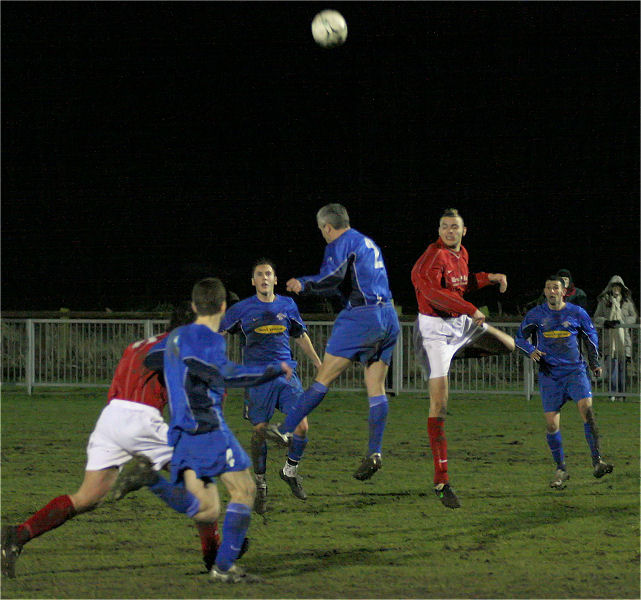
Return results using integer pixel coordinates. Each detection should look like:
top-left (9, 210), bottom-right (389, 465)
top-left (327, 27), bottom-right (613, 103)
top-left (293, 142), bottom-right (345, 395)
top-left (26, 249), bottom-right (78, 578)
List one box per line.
top-left (583, 405), bottom-right (596, 423)
top-left (429, 397), bottom-right (447, 418)
top-left (193, 506), bottom-right (220, 523)
top-left (251, 425), bottom-right (267, 443)
top-left (294, 418), bottom-right (308, 436)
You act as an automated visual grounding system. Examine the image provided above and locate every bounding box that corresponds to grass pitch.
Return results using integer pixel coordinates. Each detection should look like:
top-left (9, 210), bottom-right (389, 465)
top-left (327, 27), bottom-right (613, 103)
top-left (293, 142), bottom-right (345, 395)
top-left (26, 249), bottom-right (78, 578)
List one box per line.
top-left (1, 387), bottom-right (639, 599)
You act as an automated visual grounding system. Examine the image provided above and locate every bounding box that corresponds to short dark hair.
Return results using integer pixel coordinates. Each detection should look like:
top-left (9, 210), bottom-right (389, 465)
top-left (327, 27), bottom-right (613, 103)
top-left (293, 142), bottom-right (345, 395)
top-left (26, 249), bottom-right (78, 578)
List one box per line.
top-left (546, 275), bottom-right (565, 286)
top-left (440, 208), bottom-right (463, 223)
top-left (191, 278), bottom-right (226, 316)
top-left (251, 258), bottom-right (277, 278)
top-left (317, 203), bottom-right (350, 229)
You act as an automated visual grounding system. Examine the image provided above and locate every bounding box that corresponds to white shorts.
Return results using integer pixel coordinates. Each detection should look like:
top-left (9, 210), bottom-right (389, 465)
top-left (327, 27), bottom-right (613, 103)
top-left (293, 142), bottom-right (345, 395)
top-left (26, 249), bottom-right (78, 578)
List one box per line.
top-left (85, 399), bottom-right (173, 471)
top-left (413, 314), bottom-right (487, 379)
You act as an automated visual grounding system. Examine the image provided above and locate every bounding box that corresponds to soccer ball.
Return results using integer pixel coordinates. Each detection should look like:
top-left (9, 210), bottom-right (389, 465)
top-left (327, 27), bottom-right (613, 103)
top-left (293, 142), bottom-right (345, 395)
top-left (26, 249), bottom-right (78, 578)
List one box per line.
top-left (311, 10), bottom-right (348, 48)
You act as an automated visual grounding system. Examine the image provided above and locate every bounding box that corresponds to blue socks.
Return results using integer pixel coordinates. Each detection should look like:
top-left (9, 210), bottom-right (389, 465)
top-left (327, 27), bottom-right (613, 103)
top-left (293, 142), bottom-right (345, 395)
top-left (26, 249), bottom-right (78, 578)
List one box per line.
top-left (368, 395), bottom-right (388, 455)
top-left (288, 434), bottom-right (308, 463)
top-left (148, 476), bottom-right (200, 517)
top-left (281, 382), bottom-right (328, 433)
top-left (215, 503), bottom-right (252, 571)
top-left (546, 430), bottom-right (566, 470)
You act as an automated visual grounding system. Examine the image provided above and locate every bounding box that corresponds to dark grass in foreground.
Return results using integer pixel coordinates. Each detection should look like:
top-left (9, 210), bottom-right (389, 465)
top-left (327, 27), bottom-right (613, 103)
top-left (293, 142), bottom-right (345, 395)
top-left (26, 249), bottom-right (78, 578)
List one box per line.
top-left (1, 388), bottom-right (639, 599)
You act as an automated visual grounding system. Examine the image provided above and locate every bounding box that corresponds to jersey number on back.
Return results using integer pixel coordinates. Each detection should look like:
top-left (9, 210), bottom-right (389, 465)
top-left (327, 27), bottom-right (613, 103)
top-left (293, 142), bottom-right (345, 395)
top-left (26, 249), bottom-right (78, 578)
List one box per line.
top-left (364, 238), bottom-right (384, 269)
top-left (226, 448), bottom-right (236, 468)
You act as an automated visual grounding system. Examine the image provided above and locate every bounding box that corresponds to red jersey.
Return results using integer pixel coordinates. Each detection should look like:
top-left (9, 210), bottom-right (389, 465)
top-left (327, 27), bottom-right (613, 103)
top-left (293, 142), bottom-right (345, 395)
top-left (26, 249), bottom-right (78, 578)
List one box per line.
top-left (107, 332), bottom-right (169, 413)
top-left (411, 238), bottom-right (491, 318)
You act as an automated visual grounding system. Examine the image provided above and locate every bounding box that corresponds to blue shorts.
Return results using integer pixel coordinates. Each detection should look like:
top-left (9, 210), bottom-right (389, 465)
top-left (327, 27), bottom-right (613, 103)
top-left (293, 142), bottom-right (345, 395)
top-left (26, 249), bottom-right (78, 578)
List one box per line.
top-left (538, 367), bottom-right (593, 413)
top-left (170, 427), bottom-right (250, 484)
top-left (245, 372), bottom-right (304, 425)
top-left (326, 303), bottom-right (400, 365)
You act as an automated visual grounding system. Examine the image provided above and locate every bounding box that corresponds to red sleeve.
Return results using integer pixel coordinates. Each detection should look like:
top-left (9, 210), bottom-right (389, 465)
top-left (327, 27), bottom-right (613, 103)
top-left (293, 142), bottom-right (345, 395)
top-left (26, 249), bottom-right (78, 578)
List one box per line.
top-left (411, 245), bottom-right (478, 317)
top-left (468, 271), bottom-right (491, 292)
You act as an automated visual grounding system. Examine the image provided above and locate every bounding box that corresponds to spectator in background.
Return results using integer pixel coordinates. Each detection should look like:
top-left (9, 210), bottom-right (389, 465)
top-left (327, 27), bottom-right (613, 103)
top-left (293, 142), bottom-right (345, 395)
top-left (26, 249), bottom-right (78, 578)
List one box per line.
top-left (593, 275), bottom-right (638, 401)
top-left (556, 269), bottom-right (588, 310)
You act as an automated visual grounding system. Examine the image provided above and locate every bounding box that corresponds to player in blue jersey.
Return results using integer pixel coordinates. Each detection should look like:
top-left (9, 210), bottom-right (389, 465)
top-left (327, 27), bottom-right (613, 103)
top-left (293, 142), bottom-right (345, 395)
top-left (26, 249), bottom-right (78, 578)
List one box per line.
top-left (265, 203), bottom-right (400, 481)
top-left (220, 259), bottom-right (322, 513)
top-left (515, 275), bottom-right (613, 489)
top-left (164, 277), bottom-right (292, 584)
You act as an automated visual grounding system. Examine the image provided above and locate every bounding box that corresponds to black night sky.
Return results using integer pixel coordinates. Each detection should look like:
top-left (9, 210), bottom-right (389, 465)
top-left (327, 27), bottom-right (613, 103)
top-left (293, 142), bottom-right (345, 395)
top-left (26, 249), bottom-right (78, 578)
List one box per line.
top-left (2, 2), bottom-right (639, 315)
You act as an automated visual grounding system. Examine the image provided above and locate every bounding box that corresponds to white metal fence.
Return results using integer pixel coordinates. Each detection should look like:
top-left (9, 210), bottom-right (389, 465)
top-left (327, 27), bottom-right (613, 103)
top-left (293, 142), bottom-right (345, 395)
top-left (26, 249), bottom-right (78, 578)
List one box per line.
top-left (2, 318), bottom-right (639, 399)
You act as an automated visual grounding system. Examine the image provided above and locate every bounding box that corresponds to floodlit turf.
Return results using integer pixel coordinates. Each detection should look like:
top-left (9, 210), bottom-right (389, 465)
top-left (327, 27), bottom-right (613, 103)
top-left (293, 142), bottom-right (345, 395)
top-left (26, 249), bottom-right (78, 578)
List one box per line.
top-left (1, 387), bottom-right (639, 599)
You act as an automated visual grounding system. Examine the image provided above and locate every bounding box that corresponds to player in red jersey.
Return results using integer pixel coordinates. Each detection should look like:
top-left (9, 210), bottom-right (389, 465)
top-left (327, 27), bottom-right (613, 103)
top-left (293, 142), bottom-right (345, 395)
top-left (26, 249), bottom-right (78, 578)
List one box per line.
top-left (411, 208), bottom-right (515, 509)
top-left (1, 306), bottom-right (230, 578)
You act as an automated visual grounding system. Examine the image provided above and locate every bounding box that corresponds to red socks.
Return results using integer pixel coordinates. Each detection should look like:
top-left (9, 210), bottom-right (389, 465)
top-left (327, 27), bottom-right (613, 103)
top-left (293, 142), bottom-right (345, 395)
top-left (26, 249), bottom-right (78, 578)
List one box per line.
top-left (196, 521), bottom-right (220, 565)
top-left (18, 494), bottom-right (76, 545)
top-left (427, 417), bottom-right (448, 485)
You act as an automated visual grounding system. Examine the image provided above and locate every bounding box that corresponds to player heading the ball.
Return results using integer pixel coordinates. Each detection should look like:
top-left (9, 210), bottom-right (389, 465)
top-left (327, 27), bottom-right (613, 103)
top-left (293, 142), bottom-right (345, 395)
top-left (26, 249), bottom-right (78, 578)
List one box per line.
top-left (265, 203), bottom-right (400, 482)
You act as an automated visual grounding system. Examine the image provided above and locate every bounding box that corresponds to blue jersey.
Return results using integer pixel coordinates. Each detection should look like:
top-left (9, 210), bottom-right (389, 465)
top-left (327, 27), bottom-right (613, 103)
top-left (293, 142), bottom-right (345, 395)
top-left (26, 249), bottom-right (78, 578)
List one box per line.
top-left (297, 228), bottom-right (393, 307)
top-left (219, 295), bottom-right (306, 368)
top-left (515, 302), bottom-right (600, 375)
top-left (163, 323), bottom-right (284, 445)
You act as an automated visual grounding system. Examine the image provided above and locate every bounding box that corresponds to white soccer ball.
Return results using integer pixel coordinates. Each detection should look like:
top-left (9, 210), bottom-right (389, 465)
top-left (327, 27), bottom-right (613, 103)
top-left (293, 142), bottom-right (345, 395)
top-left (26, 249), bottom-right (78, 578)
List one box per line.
top-left (311, 10), bottom-right (348, 48)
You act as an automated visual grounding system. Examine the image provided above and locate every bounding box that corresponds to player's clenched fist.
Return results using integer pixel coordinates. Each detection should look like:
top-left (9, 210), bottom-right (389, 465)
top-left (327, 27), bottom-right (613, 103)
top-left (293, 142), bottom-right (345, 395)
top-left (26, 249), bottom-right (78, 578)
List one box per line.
top-left (286, 278), bottom-right (302, 294)
top-left (489, 273), bottom-right (508, 293)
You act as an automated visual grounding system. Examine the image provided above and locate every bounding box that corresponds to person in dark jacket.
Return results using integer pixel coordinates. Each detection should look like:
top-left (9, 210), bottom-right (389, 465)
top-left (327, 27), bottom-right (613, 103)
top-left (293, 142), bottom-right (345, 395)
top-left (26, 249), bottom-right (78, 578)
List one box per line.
top-left (556, 269), bottom-right (588, 310)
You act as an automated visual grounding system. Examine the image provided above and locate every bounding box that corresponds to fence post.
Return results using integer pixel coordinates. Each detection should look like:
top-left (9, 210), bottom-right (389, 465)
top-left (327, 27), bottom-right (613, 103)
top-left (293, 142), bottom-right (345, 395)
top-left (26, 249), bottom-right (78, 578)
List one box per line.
top-left (392, 332), bottom-right (403, 395)
top-left (524, 356), bottom-right (533, 401)
top-left (26, 319), bottom-right (35, 396)
top-left (144, 320), bottom-right (153, 339)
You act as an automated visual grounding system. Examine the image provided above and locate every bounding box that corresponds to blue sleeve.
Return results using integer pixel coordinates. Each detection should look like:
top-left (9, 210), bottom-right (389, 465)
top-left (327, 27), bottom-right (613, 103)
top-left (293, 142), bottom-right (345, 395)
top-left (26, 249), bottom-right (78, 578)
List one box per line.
top-left (577, 307), bottom-right (600, 369)
top-left (143, 337), bottom-right (167, 371)
top-left (219, 305), bottom-right (242, 334)
top-left (297, 242), bottom-right (352, 296)
top-left (515, 312), bottom-right (538, 356)
top-left (185, 336), bottom-right (285, 389)
top-left (287, 299), bottom-right (307, 338)
top-left (185, 357), bottom-right (285, 389)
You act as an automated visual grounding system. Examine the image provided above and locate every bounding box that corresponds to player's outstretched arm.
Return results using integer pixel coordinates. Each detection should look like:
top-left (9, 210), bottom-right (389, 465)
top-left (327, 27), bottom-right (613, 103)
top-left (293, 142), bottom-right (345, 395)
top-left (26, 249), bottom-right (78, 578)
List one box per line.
top-left (487, 273), bottom-right (508, 293)
top-left (294, 333), bottom-right (322, 369)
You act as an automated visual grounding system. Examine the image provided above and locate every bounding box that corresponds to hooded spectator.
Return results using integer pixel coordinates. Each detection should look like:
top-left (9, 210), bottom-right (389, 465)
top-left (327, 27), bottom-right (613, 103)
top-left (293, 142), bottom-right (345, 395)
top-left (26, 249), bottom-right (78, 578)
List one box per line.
top-left (593, 275), bottom-right (638, 401)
